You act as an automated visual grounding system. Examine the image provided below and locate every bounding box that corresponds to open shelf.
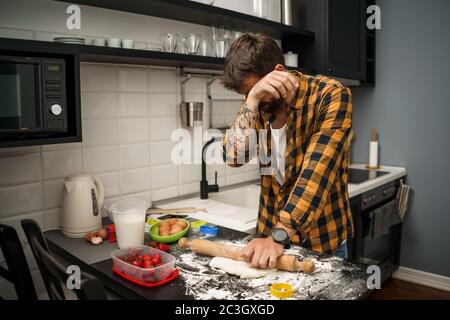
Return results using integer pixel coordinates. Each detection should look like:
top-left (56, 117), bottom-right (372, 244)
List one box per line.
top-left (53, 0), bottom-right (315, 40)
top-left (0, 38), bottom-right (316, 75)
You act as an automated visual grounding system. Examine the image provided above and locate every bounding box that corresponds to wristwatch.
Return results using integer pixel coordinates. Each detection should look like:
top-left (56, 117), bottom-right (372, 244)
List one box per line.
top-left (271, 228), bottom-right (291, 247)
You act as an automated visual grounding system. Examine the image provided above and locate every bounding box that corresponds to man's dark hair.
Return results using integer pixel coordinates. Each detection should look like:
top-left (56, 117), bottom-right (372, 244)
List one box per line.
top-left (222, 33), bottom-right (285, 93)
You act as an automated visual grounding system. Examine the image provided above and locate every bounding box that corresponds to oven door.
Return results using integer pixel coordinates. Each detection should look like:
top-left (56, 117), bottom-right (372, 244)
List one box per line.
top-left (358, 200), bottom-right (401, 265)
top-left (0, 57), bottom-right (42, 133)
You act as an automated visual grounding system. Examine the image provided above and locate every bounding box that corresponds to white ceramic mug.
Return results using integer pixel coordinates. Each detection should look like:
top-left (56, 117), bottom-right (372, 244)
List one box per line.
top-left (107, 38), bottom-right (122, 48)
top-left (91, 38), bottom-right (106, 46)
top-left (122, 39), bottom-right (135, 49)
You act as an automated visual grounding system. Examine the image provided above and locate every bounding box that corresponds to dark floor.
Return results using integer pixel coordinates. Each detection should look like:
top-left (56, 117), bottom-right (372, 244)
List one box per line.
top-left (369, 278), bottom-right (450, 300)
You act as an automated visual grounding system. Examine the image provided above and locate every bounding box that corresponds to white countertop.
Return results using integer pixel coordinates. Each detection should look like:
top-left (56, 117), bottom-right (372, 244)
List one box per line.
top-left (348, 164), bottom-right (407, 198)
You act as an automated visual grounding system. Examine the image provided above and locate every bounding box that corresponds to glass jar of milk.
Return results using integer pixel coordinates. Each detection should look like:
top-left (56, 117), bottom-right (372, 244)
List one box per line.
top-left (109, 199), bottom-right (148, 249)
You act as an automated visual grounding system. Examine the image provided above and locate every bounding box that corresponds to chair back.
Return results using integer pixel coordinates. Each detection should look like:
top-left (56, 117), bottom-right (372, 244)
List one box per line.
top-left (31, 237), bottom-right (107, 300)
top-left (21, 219), bottom-right (66, 299)
top-left (0, 224), bottom-right (37, 300)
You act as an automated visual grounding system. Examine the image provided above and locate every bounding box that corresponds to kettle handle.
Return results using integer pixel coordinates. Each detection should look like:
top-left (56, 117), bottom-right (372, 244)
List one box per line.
top-left (93, 176), bottom-right (105, 209)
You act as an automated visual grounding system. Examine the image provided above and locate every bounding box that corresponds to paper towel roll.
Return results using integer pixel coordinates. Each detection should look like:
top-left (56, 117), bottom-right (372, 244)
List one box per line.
top-left (369, 141), bottom-right (378, 168)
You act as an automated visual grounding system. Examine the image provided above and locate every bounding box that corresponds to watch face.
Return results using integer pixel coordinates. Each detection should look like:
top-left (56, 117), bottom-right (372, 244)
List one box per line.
top-left (272, 228), bottom-right (288, 243)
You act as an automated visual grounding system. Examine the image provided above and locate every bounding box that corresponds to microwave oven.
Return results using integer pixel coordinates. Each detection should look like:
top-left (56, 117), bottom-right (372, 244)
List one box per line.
top-left (0, 55), bottom-right (68, 134)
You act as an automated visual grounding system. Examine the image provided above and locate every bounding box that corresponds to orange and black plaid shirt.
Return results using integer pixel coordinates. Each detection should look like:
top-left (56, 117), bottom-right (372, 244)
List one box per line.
top-left (223, 72), bottom-right (354, 254)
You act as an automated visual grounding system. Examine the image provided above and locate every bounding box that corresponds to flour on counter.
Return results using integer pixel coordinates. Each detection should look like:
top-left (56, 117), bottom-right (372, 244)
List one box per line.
top-left (172, 239), bottom-right (369, 300)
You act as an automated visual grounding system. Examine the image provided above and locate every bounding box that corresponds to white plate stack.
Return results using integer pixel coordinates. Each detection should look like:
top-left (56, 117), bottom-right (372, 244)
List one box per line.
top-left (53, 37), bottom-right (86, 45)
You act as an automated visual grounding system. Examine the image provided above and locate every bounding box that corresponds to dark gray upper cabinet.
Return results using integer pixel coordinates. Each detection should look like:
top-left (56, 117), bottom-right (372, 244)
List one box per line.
top-left (290, 0), bottom-right (372, 83)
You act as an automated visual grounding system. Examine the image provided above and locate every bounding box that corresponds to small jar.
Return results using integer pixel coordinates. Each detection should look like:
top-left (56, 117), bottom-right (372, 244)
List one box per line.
top-left (199, 225), bottom-right (219, 239)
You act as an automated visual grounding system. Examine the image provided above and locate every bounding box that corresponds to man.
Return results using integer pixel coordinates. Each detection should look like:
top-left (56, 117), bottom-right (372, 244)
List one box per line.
top-left (221, 33), bottom-right (353, 269)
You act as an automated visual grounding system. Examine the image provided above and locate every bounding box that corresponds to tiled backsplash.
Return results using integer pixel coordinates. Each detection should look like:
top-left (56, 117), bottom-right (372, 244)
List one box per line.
top-left (0, 63), bottom-right (259, 298)
top-left (0, 0), bottom-right (262, 299)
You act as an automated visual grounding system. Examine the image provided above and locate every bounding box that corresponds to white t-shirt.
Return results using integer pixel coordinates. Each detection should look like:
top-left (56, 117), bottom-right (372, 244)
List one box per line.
top-left (270, 123), bottom-right (286, 185)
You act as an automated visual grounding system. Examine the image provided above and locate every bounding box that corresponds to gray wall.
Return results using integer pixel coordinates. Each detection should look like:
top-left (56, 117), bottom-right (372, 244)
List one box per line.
top-left (351, 0), bottom-right (450, 276)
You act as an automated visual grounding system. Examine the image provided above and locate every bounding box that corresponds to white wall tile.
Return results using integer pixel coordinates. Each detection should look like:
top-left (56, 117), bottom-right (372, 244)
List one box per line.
top-left (150, 141), bottom-right (176, 165)
top-left (118, 93), bottom-right (148, 117)
top-left (96, 171), bottom-right (120, 198)
top-left (82, 93), bottom-right (117, 119)
top-left (0, 153), bottom-right (41, 187)
top-left (120, 167), bottom-right (150, 194)
top-left (180, 164), bottom-right (201, 184)
top-left (0, 183), bottom-right (43, 218)
top-left (151, 164), bottom-right (178, 189)
top-left (0, 211), bottom-right (44, 243)
top-left (117, 67), bottom-right (148, 92)
top-left (44, 208), bottom-right (61, 230)
top-left (122, 191), bottom-right (152, 204)
top-left (119, 143), bottom-right (149, 169)
top-left (152, 186), bottom-right (179, 201)
top-left (119, 118), bottom-right (149, 144)
top-left (148, 68), bottom-right (177, 93)
top-left (42, 148), bottom-right (82, 180)
top-left (149, 93), bottom-right (177, 117)
top-left (227, 173), bottom-right (248, 186)
top-left (149, 117), bottom-right (177, 142)
top-left (81, 64), bottom-right (115, 92)
top-left (0, 27), bottom-right (34, 40)
top-left (180, 182), bottom-right (199, 195)
top-left (43, 179), bottom-right (64, 209)
top-left (41, 142), bottom-right (81, 151)
top-left (82, 119), bottom-right (117, 147)
top-left (83, 146), bottom-right (118, 173)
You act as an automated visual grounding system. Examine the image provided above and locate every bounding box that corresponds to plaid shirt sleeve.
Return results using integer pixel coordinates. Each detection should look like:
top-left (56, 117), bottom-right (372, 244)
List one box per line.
top-left (222, 101), bottom-right (259, 167)
top-left (277, 86), bottom-right (352, 235)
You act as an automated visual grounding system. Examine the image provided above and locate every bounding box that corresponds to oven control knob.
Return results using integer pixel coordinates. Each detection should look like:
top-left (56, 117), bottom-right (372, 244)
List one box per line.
top-left (49, 104), bottom-right (62, 116)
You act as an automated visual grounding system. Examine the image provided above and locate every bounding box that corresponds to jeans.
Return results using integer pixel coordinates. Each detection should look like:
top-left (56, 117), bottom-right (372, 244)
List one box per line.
top-left (334, 239), bottom-right (348, 259)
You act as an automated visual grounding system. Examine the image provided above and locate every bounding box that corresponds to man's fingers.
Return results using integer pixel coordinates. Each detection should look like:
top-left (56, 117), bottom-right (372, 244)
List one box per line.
top-left (268, 254), bottom-right (278, 269)
top-left (259, 254), bottom-right (269, 269)
top-left (267, 79), bottom-right (287, 98)
top-left (272, 71), bottom-right (298, 88)
top-left (267, 73), bottom-right (295, 92)
top-left (242, 243), bottom-right (255, 262)
top-left (251, 250), bottom-right (262, 268)
top-left (261, 83), bottom-right (280, 99)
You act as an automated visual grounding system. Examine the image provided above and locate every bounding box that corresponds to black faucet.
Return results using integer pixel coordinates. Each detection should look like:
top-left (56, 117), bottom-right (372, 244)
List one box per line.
top-left (200, 137), bottom-right (220, 199)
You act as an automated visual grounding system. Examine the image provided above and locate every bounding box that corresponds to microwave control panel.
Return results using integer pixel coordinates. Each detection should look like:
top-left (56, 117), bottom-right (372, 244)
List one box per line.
top-left (42, 59), bottom-right (67, 132)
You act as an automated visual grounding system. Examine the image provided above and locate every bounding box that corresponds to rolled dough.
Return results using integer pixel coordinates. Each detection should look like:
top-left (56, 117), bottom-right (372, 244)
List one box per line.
top-left (209, 257), bottom-right (277, 279)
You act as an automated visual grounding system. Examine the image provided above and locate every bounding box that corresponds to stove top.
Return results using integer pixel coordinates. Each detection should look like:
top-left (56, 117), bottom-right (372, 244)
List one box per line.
top-left (348, 168), bottom-right (388, 184)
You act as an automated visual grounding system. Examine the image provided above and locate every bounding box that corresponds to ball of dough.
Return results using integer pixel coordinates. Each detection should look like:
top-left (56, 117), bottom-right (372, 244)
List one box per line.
top-left (169, 218), bottom-right (179, 226)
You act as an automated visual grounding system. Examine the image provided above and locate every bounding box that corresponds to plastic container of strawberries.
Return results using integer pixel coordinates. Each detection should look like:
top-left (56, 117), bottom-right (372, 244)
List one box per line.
top-left (111, 245), bottom-right (176, 284)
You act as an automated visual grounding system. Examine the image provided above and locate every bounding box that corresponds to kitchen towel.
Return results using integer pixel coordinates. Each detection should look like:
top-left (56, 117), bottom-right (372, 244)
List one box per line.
top-left (370, 200), bottom-right (402, 239)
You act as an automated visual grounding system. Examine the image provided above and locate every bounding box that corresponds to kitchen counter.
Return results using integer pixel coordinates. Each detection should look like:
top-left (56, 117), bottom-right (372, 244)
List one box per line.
top-left (44, 218), bottom-right (372, 300)
top-left (348, 164), bottom-right (407, 198)
top-left (153, 164), bottom-right (407, 233)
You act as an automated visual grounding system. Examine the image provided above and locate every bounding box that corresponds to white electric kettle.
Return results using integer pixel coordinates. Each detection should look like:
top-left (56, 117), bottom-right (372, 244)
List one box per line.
top-left (61, 174), bottom-right (105, 238)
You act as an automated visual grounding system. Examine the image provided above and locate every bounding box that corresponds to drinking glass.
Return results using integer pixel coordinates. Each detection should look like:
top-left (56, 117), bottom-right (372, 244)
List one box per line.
top-left (161, 33), bottom-right (179, 53)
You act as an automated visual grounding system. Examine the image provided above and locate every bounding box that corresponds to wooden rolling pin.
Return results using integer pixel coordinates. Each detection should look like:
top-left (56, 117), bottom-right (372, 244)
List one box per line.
top-left (178, 237), bottom-right (315, 274)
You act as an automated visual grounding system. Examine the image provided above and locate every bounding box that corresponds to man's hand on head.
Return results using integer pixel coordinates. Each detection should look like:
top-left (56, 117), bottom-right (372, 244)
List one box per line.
top-left (246, 70), bottom-right (299, 111)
